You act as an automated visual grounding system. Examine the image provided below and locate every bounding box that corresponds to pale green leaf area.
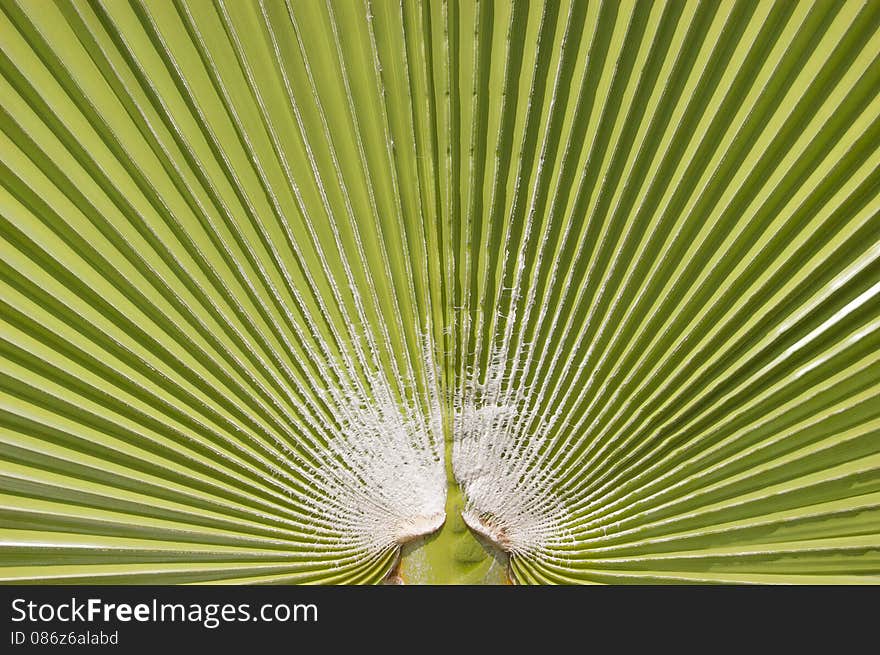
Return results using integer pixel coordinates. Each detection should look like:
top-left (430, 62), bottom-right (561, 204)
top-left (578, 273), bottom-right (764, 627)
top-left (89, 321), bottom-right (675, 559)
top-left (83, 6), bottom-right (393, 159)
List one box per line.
top-left (1, 0), bottom-right (878, 584)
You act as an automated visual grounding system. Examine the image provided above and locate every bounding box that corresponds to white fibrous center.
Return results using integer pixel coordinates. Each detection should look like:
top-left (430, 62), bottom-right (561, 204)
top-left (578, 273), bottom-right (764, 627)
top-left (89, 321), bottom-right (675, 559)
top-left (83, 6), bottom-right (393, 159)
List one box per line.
top-left (301, 365), bottom-right (447, 556)
top-left (453, 350), bottom-right (572, 556)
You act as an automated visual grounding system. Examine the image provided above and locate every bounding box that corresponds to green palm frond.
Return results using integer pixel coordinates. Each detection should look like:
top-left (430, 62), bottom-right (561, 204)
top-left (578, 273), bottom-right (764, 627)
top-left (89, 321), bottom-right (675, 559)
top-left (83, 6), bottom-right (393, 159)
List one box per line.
top-left (1, 0), bottom-right (878, 584)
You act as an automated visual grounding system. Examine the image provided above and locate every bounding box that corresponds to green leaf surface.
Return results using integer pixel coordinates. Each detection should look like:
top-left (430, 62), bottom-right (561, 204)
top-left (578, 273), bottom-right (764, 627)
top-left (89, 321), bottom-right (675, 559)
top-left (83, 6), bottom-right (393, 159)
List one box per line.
top-left (1, 0), bottom-right (878, 584)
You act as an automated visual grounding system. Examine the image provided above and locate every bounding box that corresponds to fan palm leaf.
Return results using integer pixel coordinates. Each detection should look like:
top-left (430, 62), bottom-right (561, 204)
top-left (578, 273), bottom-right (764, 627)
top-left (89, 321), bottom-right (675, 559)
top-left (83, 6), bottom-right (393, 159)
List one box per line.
top-left (1, 0), bottom-right (878, 584)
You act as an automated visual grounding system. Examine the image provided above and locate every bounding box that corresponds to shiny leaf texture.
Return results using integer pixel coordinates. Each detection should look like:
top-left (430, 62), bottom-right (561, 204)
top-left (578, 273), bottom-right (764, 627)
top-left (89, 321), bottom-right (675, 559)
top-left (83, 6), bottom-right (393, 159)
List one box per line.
top-left (1, 0), bottom-right (878, 584)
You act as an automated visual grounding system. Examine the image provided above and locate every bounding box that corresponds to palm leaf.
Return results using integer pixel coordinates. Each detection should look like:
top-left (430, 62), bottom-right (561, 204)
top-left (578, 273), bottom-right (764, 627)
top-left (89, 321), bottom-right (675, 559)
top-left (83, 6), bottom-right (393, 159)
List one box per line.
top-left (1, 0), bottom-right (878, 584)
